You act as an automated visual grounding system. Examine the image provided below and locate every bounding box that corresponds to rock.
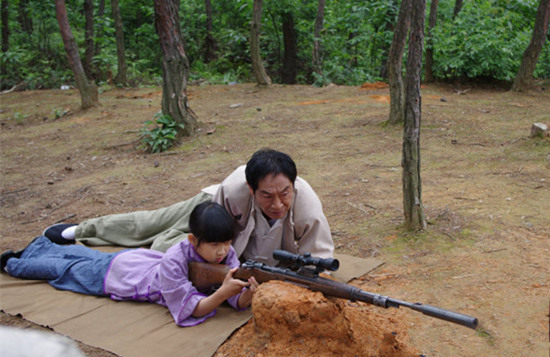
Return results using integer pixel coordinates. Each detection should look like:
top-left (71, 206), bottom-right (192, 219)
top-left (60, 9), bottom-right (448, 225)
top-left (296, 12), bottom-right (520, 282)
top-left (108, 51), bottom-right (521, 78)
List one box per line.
top-left (0, 326), bottom-right (85, 357)
top-left (529, 123), bottom-right (548, 138)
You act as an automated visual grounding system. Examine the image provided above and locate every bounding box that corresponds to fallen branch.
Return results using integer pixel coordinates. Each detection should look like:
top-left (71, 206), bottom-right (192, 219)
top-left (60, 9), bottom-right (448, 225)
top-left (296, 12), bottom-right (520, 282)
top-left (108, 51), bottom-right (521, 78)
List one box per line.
top-left (454, 196), bottom-right (479, 201)
top-left (103, 139), bottom-right (140, 150)
top-left (487, 165), bottom-right (523, 176)
top-left (347, 202), bottom-right (370, 214)
top-left (482, 248), bottom-right (507, 254)
top-left (2, 188), bottom-right (28, 195)
top-left (54, 214), bottom-right (77, 224)
top-left (158, 151), bottom-right (183, 156)
top-left (451, 274), bottom-right (477, 279)
top-left (0, 82), bottom-right (25, 95)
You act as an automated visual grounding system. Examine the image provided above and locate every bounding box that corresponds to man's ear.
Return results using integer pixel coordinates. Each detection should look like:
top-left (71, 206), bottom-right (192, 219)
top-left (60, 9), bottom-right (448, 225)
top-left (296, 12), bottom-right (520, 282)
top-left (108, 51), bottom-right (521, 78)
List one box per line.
top-left (247, 184), bottom-right (254, 196)
top-left (188, 233), bottom-right (198, 247)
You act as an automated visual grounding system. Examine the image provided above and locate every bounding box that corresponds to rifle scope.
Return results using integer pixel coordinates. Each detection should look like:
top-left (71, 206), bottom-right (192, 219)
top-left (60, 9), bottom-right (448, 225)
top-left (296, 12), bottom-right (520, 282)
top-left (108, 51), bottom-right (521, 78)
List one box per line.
top-left (273, 250), bottom-right (339, 271)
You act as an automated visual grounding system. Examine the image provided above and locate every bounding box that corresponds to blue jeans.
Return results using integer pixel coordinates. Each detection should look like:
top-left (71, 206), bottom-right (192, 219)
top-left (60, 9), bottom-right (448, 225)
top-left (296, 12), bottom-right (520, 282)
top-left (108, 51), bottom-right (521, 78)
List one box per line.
top-left (6, 236), bottom-right (121, 296)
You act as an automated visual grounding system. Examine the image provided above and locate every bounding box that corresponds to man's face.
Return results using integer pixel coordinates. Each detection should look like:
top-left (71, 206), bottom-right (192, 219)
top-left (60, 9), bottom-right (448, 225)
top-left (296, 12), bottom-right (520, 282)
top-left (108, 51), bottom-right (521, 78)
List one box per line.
top-left (250, 174), bottom-right (295, 220)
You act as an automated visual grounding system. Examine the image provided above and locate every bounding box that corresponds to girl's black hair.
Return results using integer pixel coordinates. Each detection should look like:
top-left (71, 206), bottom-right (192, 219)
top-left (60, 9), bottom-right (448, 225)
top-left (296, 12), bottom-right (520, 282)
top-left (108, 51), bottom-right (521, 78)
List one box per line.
top-left (189, 202), bottom-right (235, 245)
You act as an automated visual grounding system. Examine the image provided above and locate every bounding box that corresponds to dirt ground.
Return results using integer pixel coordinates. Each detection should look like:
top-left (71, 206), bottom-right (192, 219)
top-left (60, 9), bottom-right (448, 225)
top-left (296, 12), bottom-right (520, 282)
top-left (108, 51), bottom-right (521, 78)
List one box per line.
top-left (0, 82), bottom-right (549, 357)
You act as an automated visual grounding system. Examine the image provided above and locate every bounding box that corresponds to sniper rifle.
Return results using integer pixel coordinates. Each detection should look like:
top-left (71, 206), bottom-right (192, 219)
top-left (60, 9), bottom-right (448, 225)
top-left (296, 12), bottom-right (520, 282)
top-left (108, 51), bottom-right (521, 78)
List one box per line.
top-left (188, 250), bottom-right (479, 329)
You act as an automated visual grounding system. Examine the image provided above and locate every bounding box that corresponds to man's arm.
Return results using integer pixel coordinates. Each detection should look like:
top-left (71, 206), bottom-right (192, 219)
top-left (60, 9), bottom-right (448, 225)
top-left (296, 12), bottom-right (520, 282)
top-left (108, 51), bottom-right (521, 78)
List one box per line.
top-left (287, 177), bottom-right (334, 259)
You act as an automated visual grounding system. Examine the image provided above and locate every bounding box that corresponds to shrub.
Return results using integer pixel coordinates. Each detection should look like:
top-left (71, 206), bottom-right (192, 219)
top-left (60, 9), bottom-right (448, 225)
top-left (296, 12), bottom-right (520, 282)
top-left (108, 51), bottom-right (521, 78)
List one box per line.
top-left (139, 112), bottom-right (184, 153)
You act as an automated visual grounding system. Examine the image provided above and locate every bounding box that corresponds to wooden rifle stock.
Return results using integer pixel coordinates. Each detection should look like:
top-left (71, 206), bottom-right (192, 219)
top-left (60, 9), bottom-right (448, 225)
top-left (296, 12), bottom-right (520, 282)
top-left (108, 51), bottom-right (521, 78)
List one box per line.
top-left (188, 260), bottom-right (478, 329)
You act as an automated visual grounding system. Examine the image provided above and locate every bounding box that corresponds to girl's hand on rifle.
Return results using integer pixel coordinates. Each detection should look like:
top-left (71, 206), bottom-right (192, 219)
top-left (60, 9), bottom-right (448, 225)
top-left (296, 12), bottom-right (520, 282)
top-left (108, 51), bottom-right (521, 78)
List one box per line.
top-left (219, 267), bottom-right (250, 298)
top-left (192, 268), bottom-right (249, 318)
top-left (238, 276), bottom-right (259, 309)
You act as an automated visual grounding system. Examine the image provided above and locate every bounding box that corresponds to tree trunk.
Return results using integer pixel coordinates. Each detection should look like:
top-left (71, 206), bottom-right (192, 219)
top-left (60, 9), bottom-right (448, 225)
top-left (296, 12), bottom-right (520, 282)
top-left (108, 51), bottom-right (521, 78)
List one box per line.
top-left (377, 2), bottom-right (398, 80)
top-left (203, 0), bottom-right (217, 62)
top-left (452, 0), bottom-right (463, 20)
top-left (281, 11), bottom-right (297, 84)
top-left (153, 0), bottom-right (199, 137)
top-left (94, 0), bottom-right (105, 82)
top-left (402, 0), bottom-right (427, 231)
top-left (55, 0), bottom-right (98, 110)
top-left (424, 0), bottom-right (439, 83)
top-left (1, 0), bottom-right (7, 82)
top-left (511, 0), bottom-right (550, 92)
top-left (250, 0), bottom-right (271, 85)
top-left (111, 0), bottom-right (127, 86)
top-left (83, 0), bottom-right (94, 79)
top-left (312, 0), bottom-right (326, 77)
top-left (387, 0), bottom-right (412, 125)
top-left (1, 0), bottom-right (8, 53)
top-left (17, 0), bottom-right (32, 35)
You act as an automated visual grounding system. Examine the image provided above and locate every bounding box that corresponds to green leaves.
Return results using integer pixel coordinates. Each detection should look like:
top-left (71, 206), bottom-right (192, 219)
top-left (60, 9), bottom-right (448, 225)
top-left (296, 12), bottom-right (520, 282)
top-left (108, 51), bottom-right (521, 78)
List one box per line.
top-left (139, 112), bottom-right (185, 153)
top-left (431, 0), bottom-right (544, 81)
top-left (2, 0), bottom-right (549, 89)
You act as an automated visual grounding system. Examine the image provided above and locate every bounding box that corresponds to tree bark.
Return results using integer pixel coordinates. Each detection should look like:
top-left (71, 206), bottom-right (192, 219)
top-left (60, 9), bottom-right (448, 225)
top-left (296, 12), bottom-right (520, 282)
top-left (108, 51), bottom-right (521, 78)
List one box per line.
top-left (424, 0), bottom-right (439, 83)
top-left (1, 0), bottom-right (8, 53)
top-left (55, 0), bottom-right (98, 110)
top-left (203, 0), bottom-right (217, 62)
top-left (94, 0), bottom-right (105, 81)
top-left (377, 2), bottom-right (398, 80)
top-left (111, 0), bottom-right (127, 86)
top-left (402, 0), bottom-right (427, 231)
top-left (17, 0), bottom-right (32, 35)
top-left (452, 0), bottom-right (463, 20)
top-left (511, 0), bottom-right (550, 92)
top-left (312, 0), bottom-right (326, 77)
top-left (250, 0), bottom-right (271, 85)
top-left (281, 11), bottom-right (297, 84)
top-left (387, 0), bottom-right (412, 125)
top-left (153, 0), bottom-right (199, 137)
top-left (83, 0), bottom-right (94, 79)
top-left (1, 0), bottom-right (7, 82)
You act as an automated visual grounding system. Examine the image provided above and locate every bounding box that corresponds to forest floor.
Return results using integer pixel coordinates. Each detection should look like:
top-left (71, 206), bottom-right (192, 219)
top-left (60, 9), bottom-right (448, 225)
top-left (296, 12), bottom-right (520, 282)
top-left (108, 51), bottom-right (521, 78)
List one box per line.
top-left (0, 82), bottom-right (549, 357)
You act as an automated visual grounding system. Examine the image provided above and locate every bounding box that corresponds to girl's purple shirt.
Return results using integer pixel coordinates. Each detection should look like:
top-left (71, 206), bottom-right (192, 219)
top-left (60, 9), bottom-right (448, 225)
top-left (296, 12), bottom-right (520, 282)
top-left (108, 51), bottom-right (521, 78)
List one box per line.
top-left (103, 239), bottom-right (242, 327)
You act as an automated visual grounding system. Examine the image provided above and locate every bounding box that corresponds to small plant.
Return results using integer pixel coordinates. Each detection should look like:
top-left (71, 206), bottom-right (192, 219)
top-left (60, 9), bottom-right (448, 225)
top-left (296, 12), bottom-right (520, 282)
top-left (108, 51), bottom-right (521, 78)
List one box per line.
top-left (12, 111), bottom-right (28, 124)
top-left (52, 108), bottom-right (69, 119)
top-left (475, 327), bottom-right (495, 346)
top-left (139, 112), bottom-right (184, 153)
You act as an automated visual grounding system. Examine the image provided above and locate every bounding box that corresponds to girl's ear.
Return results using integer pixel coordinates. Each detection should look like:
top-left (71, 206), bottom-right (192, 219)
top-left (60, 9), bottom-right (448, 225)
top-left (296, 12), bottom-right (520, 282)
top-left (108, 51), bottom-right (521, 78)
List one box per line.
top-left (188, 233), bottom-right (199, 247)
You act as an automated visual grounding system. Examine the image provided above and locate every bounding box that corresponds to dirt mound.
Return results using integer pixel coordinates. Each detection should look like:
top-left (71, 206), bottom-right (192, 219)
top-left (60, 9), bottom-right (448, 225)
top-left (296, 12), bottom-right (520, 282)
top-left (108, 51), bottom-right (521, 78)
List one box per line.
top-left (215, 281), bottom-right (419, 357)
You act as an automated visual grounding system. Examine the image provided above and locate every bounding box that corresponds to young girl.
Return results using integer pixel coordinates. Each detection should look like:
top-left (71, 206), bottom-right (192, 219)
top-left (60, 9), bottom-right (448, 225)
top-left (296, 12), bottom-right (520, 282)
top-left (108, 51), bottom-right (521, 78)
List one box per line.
top-left (1, 202), bottom-right (259, 327)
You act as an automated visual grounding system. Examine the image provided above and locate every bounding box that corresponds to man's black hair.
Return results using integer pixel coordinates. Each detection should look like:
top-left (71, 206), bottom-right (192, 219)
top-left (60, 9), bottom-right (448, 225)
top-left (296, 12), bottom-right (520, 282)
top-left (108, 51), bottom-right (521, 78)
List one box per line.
top-left (189, 202), bottom-right (235, 245)
top-left (245, 148), bottom-right (297, 192)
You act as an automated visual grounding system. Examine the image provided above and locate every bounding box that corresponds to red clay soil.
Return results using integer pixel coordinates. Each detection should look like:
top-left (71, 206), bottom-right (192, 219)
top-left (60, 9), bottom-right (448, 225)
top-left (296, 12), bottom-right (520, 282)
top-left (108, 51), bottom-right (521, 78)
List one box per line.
top-left (215, 281), bottom-right (419, 357)
top-left (360, 81), bottom-right (390, 90)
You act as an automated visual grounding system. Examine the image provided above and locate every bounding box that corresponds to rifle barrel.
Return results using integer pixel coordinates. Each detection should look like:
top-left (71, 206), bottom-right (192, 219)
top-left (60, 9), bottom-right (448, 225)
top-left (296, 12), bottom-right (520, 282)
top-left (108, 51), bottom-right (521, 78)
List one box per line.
top-left (390, 299), bottom-right (479, 329)
top-left (352, 289), bottom-right (478, 329)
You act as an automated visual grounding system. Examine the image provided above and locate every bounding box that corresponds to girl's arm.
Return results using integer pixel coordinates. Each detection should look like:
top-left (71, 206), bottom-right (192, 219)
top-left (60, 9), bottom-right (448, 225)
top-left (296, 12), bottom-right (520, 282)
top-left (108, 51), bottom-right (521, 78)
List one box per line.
top-left (192, 267), bottom-right (250, 317)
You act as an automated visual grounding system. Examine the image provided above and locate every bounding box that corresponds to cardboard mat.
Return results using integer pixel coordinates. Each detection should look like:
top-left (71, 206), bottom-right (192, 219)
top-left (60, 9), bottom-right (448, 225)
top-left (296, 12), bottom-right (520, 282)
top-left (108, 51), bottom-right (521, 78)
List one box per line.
top-left (0, 251), bottom-right (383, 357)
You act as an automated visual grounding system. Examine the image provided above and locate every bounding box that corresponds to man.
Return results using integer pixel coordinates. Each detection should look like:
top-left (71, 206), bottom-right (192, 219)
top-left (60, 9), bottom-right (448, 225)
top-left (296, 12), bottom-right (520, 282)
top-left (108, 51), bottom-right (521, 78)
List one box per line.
top-left (43, 149), bottom-right (334, 265)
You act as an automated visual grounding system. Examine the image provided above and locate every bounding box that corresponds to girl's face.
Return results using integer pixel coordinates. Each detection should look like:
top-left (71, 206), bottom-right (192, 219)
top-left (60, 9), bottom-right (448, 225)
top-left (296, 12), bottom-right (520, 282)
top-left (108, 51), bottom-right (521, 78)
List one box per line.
top-left (189, 234), bottom-right (232, 264)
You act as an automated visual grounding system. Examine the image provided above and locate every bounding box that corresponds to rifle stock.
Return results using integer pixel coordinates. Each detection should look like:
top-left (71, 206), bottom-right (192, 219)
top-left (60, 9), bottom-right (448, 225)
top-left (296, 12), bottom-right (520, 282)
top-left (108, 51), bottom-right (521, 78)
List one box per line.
top-left (188, 260), bottom-right (478, 329)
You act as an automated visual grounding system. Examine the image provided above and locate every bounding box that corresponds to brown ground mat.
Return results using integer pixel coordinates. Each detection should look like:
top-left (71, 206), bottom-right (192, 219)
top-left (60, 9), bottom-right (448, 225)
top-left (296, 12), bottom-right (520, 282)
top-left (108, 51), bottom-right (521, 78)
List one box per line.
top-left (0, 252), bottom-right (383, 357)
